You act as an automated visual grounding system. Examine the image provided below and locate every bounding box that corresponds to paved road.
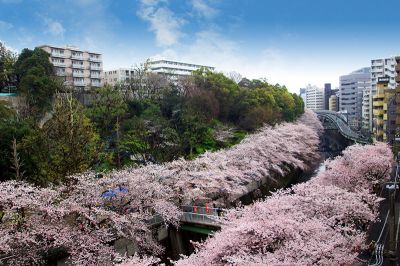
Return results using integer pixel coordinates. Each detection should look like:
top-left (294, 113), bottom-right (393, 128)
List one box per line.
top-left (361, 165), bottom-right (400, 265)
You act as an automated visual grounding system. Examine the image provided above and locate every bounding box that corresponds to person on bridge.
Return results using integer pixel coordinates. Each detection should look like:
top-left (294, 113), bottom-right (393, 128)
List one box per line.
top-left (217, 207), bottom-right (223, 217)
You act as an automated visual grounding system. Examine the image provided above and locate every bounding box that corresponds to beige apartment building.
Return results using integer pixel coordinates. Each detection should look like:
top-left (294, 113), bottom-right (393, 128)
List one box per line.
top-left (38, 45), bottom-right (103, 89)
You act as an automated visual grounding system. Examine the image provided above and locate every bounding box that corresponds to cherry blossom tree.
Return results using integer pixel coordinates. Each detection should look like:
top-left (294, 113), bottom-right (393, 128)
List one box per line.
top-left (159, 109), bottom-right (322, 205)
top-left (0, 109), bottom-right (324, 264)
top-left (0, 171), bottom-right (181, 265)
top-left (315, 142), bottom-right (393, 192)
top-left (175, 143), bottom-right (393, 265)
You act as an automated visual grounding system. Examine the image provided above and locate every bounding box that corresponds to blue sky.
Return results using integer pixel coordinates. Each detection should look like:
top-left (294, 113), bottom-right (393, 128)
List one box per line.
top-left (1, 0), bottom-right (399, 92)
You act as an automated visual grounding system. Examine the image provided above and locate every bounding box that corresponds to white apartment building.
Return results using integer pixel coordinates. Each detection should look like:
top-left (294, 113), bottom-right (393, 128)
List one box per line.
top-left (104, 68), bottom-right (135, 86)
top-left (38, 45), bottom-right (103, 89)
top-left (362, 88), bottom-right (373, 133)
top-left (339, 67), bottom-right (370, 131)
top-left (371, 57), bottom-right (396, 92)
top-left (304, 84), bottom-right (324, 111)
top-left (104, 59), bottom-right (215, 86)
top-left (361, 57), bottom-right (398, 133)
top-left (147, 59), bottom-right (215, 79)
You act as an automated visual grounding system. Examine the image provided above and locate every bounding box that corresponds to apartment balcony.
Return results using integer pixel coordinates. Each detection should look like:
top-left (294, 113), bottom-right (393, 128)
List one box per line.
top-left (373, 109), bottom-right (384, 116)
top-left (53, 62), bottom-right (66, 67)
top-left (384, 103), bottom-right (390, 111)
top-left (51, 53), bottom-right (66, 58)
top-left (56, 72), bottom-right (67, 76)
top-left (374, 101), bottom-right (384, 107)
top-left (90, 65), bottom-right (102, 70)
top-left (373, 96), bottom-right (385, 102)
top-left (91, 81), bottom-right (102, 87)
top-left (91, 74), bottom-right (101, 79)
top-left (73, 81), bottom-right (85, 86)
top-left (375, 129), bottom-right (384, 136)
top-left (72, 72), bottom-right (85, 77)
top-left (72, 64), bottom-right (85, 69)
top-left (71, 54), bottom-right (85, 60)
top-left (89, 57), bottom-right (102, 62)
top-left (383, 114), bottom-right (388, 120)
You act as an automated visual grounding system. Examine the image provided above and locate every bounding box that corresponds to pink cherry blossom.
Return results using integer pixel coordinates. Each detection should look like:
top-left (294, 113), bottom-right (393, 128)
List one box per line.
top-left (175, 142), bottom-right (392, 265)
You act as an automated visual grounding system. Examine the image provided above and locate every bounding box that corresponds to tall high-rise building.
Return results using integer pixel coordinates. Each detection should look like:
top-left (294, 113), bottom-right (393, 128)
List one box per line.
top-left (304, 84), bottom-right (324, 111)
top-left (362, 57), bottom-right (397, 134)
top-left (323, 83), bottom-right (332, 110)
top-left (393, 57), bottom-right (400, 152)
top-left (372, 77), bottom-right (392, 141)
top-left (38, 45), bottom-right (103, 89)
top-left (339, 67), bottom-right (370, 131)
top-left (385, 96), bottom-right (397, 144)
top-left (362, 88), bottom-right (373, 133)
top-left (371, 57), bottom-right (396, 92)
top-left (299, 88), bottom-right (306, 106)
top-left (328, 95), bottom-right (338, 112)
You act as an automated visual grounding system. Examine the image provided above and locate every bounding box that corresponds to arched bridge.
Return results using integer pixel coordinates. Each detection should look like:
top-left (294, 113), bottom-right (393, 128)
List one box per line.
top-left (315, 110), bottom-right (370, 144)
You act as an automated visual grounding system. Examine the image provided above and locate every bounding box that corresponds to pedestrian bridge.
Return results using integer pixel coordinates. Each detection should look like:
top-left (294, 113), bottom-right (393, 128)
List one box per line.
top-left (315, 110), bottom-right (370, 144)
top-left (148, 205), bottom-right (223, 232)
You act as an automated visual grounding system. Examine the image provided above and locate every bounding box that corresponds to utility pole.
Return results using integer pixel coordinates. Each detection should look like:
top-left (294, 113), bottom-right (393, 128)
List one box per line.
top-left (388, 191), bottom-right (397, 265)
top-left (387, 160), bottom-right (399, 265)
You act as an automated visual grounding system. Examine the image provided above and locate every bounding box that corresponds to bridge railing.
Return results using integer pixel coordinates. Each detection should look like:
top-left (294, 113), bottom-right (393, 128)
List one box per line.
top-left (181, 205), bottom-right (221, 216)
top-left (146, 206), bottom-right (225, 227)
top-left (180, 212), bottom-right (222, 226)
top-left (315, 111), bottom-right (369, 144)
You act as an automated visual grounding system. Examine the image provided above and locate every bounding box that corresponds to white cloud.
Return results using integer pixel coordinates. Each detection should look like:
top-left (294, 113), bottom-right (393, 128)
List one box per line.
top-left (183, 30), bottom-right (240, 66)
top-left (191, 0), bottom-right (218, 19)
top-left (131, 1), bottom-right (345, 92)
top-left (0, 39), bottom-right (18, 53)
top-left (137, 0), bottom-right (184, 47)
top-left (150, 30), bottom-right (334, 93)
top-left (0, 20), bottom-right (13, 31)
top-left (42, 17), bottom-right (65, 37)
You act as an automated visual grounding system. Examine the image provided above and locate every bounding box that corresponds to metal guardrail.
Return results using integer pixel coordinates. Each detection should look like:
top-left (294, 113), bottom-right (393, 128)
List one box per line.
top-left (181, 205), bottom-right (221, 216)
top-left (180, 212), bottom-right (221, 226)
top-left (315, 111), bottom-right (370, 144)
top-left (146, 206), bottom-right (224, 227)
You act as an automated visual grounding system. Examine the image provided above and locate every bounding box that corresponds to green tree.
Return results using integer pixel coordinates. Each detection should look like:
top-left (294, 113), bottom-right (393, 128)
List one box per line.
top-left (20, 96), bottom-right (100, 185)
top-left (121, 104), bottom-right (182, 164)
top-left (87, 85), bottom-right (127, 137)
top-left (239, 106), bottom-right (276, 131)
top-left (0, 42), bottom-right (17, 91)
top-left (0, 101), bottom-right (34, 182)
top-left (15, 48), bottom-right (60, 119)
top-left (86, 85), bottom-right (128, 168)
top-left (181, 114), bottom-right (217, 159)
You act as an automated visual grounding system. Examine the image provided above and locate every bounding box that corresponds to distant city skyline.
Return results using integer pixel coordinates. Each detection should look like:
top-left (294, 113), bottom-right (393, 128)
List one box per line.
top-left (1, 0), bottom-right (399, 93)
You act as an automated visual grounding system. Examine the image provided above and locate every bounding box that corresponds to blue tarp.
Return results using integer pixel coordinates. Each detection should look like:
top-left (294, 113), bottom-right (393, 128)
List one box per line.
top-left (101, 186), bottom-right (128, 199)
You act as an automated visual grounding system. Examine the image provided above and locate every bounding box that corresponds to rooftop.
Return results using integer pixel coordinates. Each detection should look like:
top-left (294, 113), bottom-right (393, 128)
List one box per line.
top-left (37, 44), bottom-right (101, 55)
